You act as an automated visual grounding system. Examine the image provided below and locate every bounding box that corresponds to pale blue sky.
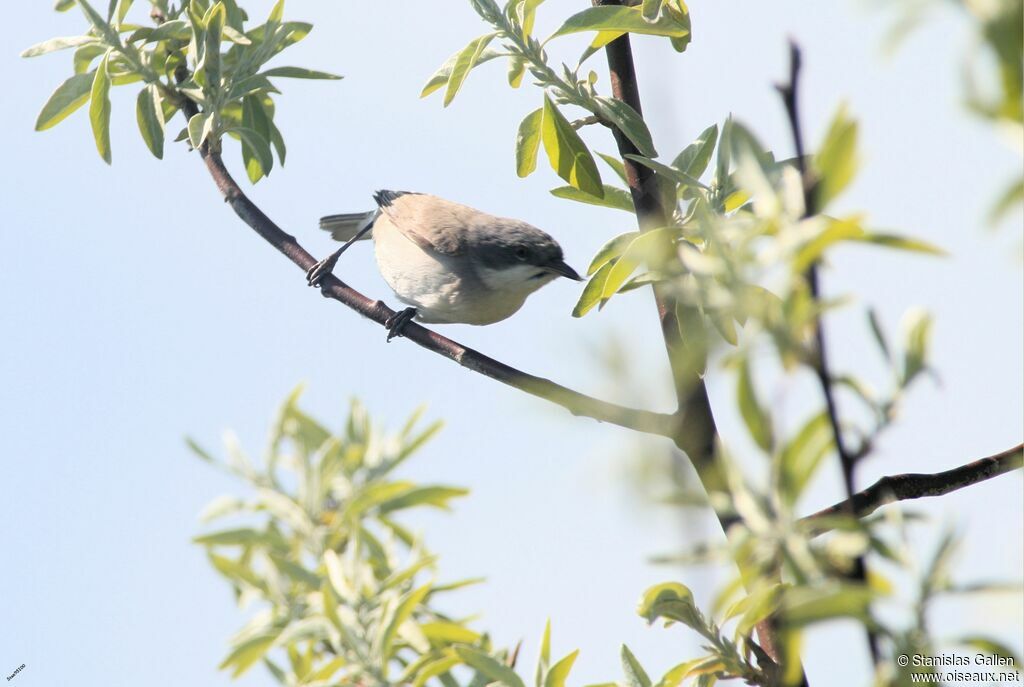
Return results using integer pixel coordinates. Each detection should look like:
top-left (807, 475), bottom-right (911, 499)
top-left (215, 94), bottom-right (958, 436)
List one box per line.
top-left (1, 2), bottom-right (1021, 686)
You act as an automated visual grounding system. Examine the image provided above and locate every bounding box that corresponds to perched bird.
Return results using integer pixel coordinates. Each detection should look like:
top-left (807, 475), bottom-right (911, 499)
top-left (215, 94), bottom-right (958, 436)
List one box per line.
top-left (308, 191), bottom-right (582, 340)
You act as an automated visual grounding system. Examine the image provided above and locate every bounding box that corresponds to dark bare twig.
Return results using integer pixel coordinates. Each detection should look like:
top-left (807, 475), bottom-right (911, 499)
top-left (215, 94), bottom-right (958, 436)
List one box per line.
top-left (172, 98), bottom-right (678, 440)
top-left (803, 443), bottom-right (1023, 531)
top-left (776, 40), bottom-right (878, 665)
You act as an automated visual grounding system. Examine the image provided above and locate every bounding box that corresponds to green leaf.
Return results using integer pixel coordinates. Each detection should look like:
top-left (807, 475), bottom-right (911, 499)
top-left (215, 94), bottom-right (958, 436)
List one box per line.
top-left (780, 584), bottom-right (875, 627)
top-left (551, 185), bottom-right (634, 212)
top-left (516, 107), bottom-right (544, 178)
top-left (587, 232), bottom-right (639, 276)
top-left (89, 53), bottom-right (112, 163)
top-left (187, 111), bottom-right (213, 149)
top-left (136, 84), bottom-right (165, 159)
top-left (378, 485), bottom-right (469, 514)
top-left (380, 583), bottom-right (432, 657)
top-left (601, 227), bottom-right (673, 299)
top-left (778, 412), bottom-right (832, 504)
top-left (737, 358), bottom-right (773, 452)
top-left (636, 582), bottom-right (701, 630)
top-left (507, 56), bottom-right (526, 88)
top-left (55, 0), bottom-right (77, 10)
top-left (597, 152), bottom-right (628, 183)
top-left (852, 232), bottom-right (946, 256)
top-left (420, 621), bottom-right (480, 645)
top-left (814, 104), bottom-right (858, 208)
top-left (549, 5), bottom-right (690, 43)
top-left (671, 124), bottom-right (718, 180)
top-left (21, 36), bottom-right (98, 58)
top-left (901, 308), bottom-right (932, 386)
top-left (420, 45), bottom-right (504, 98)
top-left (541, 95), bottom-right (603, 197)
top-left (443, 33), bottom-right (497, 106)
top-left (867, 308), bottom-right (892, 363)
top-left (593, 96), bottom-right (657, 157)
top-left (620, 645), bottom-right (652, 687)
top-left (203, 2), bottom-right (225, 91)
top-left (260, 66), bottom-right (343, 80)
top-left (143, 19), bottom-right (191, 42)
top-left (544, 650), bottom-right (579, 687)
top-left (572, 260), bottom-right (614, 317)
top-left (78, 0), bottom-right (122, 48)
top-left (455, 646), bottom-right (526, 687)
top-left (229, 127), bottom-right (273, 178)
top-left (35, 72), bottom-right (95, 131)
top-left (624, 154), bottom-right (708, 191)
top-left (219, 630), bottom-right (283, 677)
top-left (536, 619), bottom-right (551, 687)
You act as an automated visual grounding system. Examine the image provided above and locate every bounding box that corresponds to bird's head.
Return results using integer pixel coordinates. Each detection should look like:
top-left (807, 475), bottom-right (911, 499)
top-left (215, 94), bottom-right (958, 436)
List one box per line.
top-left (472, 221), bottom-right (582, 294)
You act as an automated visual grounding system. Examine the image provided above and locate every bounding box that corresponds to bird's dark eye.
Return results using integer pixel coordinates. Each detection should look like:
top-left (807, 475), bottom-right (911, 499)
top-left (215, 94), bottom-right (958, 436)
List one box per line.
top-left (515, 247), bottom-right (529, 261)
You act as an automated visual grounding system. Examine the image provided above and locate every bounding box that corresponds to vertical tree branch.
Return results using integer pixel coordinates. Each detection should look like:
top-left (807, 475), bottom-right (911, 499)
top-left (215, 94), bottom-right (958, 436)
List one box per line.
top-left (775, 41), bottom-right (881, 666)
top-left (594, 3), bottom-right (802, 678)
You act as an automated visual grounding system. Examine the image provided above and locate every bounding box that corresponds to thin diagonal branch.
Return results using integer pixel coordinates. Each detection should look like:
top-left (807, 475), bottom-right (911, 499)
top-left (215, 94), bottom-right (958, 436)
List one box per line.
top-left (776, 40), bottom-right (882, 666)
top-left (803, 443), bottom-right (1023, 531)
top-left (173, 101), bottom-right (677, 440)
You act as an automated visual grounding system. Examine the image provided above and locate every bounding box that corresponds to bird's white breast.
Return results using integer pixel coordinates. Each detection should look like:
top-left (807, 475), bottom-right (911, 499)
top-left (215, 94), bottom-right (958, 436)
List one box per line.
top-left (372, 218), bottom-right (550, 325)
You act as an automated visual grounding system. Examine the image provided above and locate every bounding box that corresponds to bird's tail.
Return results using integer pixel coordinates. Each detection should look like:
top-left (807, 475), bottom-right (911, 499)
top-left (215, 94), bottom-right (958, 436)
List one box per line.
top-left (318, 210), bottom-right (379, 242)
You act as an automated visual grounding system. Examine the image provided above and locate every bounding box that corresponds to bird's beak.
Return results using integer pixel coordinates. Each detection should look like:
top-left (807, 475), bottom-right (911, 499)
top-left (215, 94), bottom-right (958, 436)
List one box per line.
top-left (545, 258), bottom-right (583, 281)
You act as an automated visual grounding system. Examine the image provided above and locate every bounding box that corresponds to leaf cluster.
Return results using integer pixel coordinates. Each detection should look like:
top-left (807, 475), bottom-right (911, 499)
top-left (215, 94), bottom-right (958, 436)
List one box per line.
top-left (24, 0), bottom-right (340, 181)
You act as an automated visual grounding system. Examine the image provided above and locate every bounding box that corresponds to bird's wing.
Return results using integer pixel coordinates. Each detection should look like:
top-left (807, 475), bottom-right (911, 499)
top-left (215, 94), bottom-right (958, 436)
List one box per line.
top-left (375, 191), bottom-right (477, 256)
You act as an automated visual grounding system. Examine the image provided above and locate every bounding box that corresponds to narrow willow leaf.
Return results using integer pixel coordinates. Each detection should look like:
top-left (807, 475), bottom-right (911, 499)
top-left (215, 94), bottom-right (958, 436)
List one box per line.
top-left (203, 2), bottom-right (225, 91)
top-left (594, 96), bottom-right (656, 157)
top-left (444, 33), bottom-right (497, 107)
top-left (536, 619), bottom-right (551, 687)
top-left (601, 228), bottom-right (672, 299)
top-left (550, 185), bottom-right (634, 212)
top-left (420, 46), bottom-right (504, 98)
top-left (573, 261), bottom-right (615, 317)
top-left (671, 123), bottom-right (718, 179)
top-left (454, 647), bottom-right (526, 687)
top-left (145, 19), bottom-right (191, 42)
top-left (815, 104), bottom-right (859, 208)
top-left (89, 53), bottom-right (112, 163)
top-left (73, 43), bottom-right (107, 73)
top-left (516, 107), bottom-right (544, 177)
top-left (187, 111), bottom-right (213, 149)
top-left (136, 84), bottom-right (165, 159)
top-left (597, 152), bottom-right (628, 183)
top-left (544, 650), bottom-right (579, 687)
top-left (623, 154), bottom-right (708, 191)
top-left (852, 232), bottom-right (946, 256)
top-left (549, 5), bottom-right (690, 42)
top-left (229, 127), bottom-right (273, 174)
top-left (587, 231), bottom-right (640, 276)
top-left (737, 358), bottom-right (773, 451)
top-left (778, 411), bottom-right (832, 504)
top-left (260, 66), bottom-right (343, 79)
top-left (78, 0), bottom-right (122, 48)
top-left (507, 55), bottom-right (526, 87)
top-left (866, 308), bottom-right (892, 363)
top-left (380, 583), bottom-right (432, 657)
top-left (55, 0), bottom-right (77, 10)
top-left (541, 95), bottom-right (603, 197)
top-left (620, 645), bottom-right (652, 687)
top-left (21, 36), bottom-right (97, 58)
top-left (219, 630), bottom-right (283, 677)
top-left (35, 72), bottom-right (94, 131)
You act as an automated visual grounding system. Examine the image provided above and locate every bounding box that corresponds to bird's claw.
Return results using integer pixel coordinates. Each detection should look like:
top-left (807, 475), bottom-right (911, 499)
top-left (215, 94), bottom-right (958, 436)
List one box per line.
top-left (385, 307), bottom-right (417, 342)
top-left (306, 252), bottom-right (340, 287)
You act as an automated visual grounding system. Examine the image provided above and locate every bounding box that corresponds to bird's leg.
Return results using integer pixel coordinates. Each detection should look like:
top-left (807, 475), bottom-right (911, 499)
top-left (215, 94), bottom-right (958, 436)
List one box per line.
top-left (384, 307), bottom-right (417, 342)
top-left (306, 222), bottom-right (374, 287)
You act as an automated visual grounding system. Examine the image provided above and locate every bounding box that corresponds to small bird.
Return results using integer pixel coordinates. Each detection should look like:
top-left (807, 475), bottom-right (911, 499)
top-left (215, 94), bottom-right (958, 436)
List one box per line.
top-left (308, 191), bottom-right (582, 340)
